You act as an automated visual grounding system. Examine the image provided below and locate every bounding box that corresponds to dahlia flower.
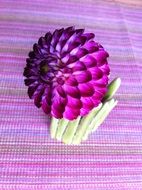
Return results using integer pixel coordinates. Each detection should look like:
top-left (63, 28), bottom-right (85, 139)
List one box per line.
top-left (24, 27), bottom-right (121, 145)
top-left (24, 26), bottom-right (110, 120)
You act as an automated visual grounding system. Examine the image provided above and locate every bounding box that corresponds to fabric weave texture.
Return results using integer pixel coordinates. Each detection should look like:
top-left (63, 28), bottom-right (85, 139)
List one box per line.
top-left (0, 0), bottom-right (142, 189)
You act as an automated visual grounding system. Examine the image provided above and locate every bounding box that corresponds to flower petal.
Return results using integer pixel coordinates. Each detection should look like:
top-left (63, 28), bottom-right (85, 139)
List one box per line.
top-left (67, 95), bottom-right (82, 109)
top-left (63, 106), bottom-right (80, 120)
top-left (75, 70), bottom-right (92, 83)
top-left (56, 85), bottom-right (66, 98)
top-left (65, 75), bottom-right (78, 86)
top-left (33, 85), bottom-right (45, 108)
top-left (83, 41), bottom-right (99, 53)
top-left (78, 83), bottom-right (94, 97)
top-left (80, 108), bottom-right (89, 116)
top-left (89, 67), bottom-right (103, 80)
top-left (28, 83), bottom-right (39, 98)
top-left (41, 97), bottom-right (51, 114)
top-left (80, 55), bottom-right (97, 68)
top-left (63, 84), bottom-right (80, 98)
top-left (73, 61), bottom-right (86, 72)
top-left (81, 97), bottom-right (94, 110)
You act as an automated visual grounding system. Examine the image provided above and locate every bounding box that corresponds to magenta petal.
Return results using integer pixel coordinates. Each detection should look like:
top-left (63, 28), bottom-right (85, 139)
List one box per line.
top-left (67, 95), bottom-right (82, 109)
top-left (76, 48), bottom-right (88, 58)
top-left (67, 55), bottom-right (78, 64)
top-left (92, 92), bottom-right (103, 101)
top-left (93, 75), bottom-right (109, 85)
top-left (93, 50), bottom-right (109, 63)
top-left (89, 67), bottom-right (103, 80)
top-left (81, 55), bottom-right (97, 68)
top-left (78, 83), bottom-right (94, 97)
top-left (63, 84), bottom-right (80, 98)
top-left (41, 97), bottom-right (51, 114)
top-left (33, 86), bottom-right (45, 108)
top-left (75, 70), bottom-right (92, 83)
top-left (51, 107), bottom-right (63, 119)
top-left (80, 108), bottom-right (89, 116)
top-left (65, 75), bottom-right (78, 86)
top-left (51, 96), bottom-right (66, 118)
top-left (81, 97), bottom-right (94, 110)
top-left (73, 61), bottom-right (86, 72)
top-left (99, 63), bottom-right (110, 75)
top-left (56, 85), bottom-right (66, 98)
top-left (63, 107), bottom-right (80, 120)
top-left (95, 87), bottom-right (107, 95)
top-left (83, 41), bottom-right (98, 53)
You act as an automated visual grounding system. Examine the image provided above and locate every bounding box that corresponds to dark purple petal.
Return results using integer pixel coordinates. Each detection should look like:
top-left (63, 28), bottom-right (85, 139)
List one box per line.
top-left (33, 43), bottom-right (42, 56)
top-left (28, 83), bottom-right (39, 98)
top-left (82, 33), bottom-right (95, 41)
top-left (33, 85), bottom-right (45, 108)
top-left (75, 28), bottom-right (84, 35)
top-left (41, 97), bottom-right (51, 114)
top-left (45, 32), bottom-right (52, 45)
top-left (24, 77), bottom-right (37, 86)
top-left (28, 51), bottom-right (36, 59)
top-left (38, 37), bottom-right (47, 48)
top-left (51, 28), bottom-right (64, 49)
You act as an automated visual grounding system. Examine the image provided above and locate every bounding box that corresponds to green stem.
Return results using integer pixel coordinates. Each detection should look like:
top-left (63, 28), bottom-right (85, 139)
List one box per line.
top-left (82, 99), bottom-right (117, 141)
top-left (62, 116), bottom-right (81, 145)
top-left (55, 118), bottom-right (69, 141)
top-left (92, 99), bottom-right (117, 132)
top-left (50, 117), bottom-right (59, 139)
top-left (72, 103), bottom-right (102, 145)
top-left (82, 100), bottom-right (110, 141)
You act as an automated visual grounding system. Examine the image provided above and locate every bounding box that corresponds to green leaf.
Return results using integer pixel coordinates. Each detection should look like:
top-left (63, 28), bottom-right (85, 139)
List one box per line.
top-left (104, 77), bottom-right (121, 101)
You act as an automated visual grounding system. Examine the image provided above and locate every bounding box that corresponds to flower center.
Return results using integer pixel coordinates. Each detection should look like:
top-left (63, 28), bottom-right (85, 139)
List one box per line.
top-left (40, 63), bottom-right (48, 74)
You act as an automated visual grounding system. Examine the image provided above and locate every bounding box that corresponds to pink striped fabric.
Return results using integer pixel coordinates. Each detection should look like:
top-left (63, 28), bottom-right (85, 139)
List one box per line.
top-left (0, 0), bottom-right (142, 189)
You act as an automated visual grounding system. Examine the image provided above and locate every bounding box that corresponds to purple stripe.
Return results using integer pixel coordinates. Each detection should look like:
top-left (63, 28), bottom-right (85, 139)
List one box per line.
top-left (0, 0), bottom-right (142, 189)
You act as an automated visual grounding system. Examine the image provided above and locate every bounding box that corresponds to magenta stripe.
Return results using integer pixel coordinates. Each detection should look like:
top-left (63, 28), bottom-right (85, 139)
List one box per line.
top-left (0, 0), bottom-right (142, 189)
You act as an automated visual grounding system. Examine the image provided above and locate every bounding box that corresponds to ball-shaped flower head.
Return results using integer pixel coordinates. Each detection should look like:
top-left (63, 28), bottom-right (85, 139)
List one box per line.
top-left (23, 27), bottom-right (110, 120)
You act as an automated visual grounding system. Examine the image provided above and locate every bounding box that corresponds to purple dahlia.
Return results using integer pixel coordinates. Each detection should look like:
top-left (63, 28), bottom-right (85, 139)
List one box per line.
top-left (23, 27), bottom-right (110, 120)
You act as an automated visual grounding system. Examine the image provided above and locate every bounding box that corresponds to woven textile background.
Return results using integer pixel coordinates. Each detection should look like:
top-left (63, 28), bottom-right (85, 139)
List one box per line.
top-left (0, 0), bottom-right (142, 189)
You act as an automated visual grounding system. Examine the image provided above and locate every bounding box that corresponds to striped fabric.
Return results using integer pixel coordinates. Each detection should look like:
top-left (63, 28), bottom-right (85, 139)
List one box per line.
top-left (0, 0), bottom-right (142, 189)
